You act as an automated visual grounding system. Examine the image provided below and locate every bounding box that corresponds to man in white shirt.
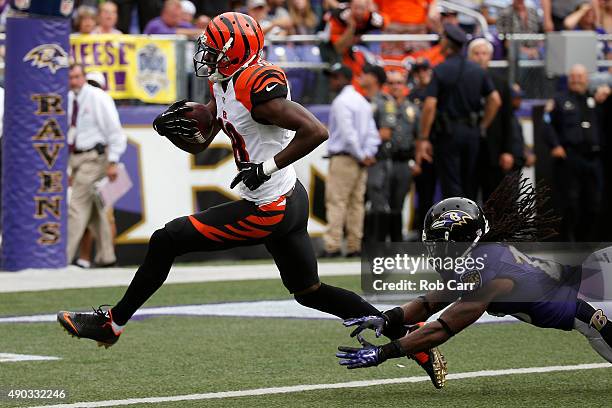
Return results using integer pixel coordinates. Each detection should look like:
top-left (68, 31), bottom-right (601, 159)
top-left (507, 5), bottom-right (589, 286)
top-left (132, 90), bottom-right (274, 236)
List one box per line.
top-left (67, 63), bottom-right (126, 267)
top-left (323, 63), bottom-right (380, 257)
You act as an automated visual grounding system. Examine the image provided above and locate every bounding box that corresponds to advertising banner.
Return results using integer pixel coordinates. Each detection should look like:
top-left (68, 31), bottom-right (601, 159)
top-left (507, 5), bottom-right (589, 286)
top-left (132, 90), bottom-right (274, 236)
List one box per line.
top-left (70, 34), bottom-right (177, 104)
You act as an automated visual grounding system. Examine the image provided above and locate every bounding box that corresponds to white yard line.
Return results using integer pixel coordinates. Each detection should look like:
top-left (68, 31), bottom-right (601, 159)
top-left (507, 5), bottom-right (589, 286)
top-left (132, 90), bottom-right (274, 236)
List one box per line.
top-left (0, 353), bottom-right (60, 362)
top-left (27, 363), bottom-right (611, 408)
top-left (0, 262), bottom-right (360, 293)
top-left (0, 299), bottom-right (518, 325)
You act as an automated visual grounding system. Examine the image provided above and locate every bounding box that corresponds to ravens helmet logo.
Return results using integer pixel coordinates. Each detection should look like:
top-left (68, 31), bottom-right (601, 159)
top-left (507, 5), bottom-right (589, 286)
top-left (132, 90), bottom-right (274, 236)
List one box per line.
top-left (23, 44), bottom-right (69, 74)
top-left (430, 210), bottom-right (473, 231)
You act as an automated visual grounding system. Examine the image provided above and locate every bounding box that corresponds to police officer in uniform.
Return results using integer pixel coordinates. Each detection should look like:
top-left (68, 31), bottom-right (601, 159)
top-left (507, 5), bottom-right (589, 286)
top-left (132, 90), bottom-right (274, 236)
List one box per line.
top-left (387, 70), bottom-right (420, 241)
top-left (408, 58), bottom-right (437, 232)
top-left (408, 58), bottom-right (432, 108)
top-left (544, 64), bottom-right (610, 241)
top-left (416, 24), bottom-right (501, 200)
top-left (360, 64), bottom-right (396, 242)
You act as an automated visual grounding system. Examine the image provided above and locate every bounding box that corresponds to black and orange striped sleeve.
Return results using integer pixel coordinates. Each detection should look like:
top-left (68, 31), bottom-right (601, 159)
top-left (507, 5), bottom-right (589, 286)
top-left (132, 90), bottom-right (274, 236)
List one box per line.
top-left (234, 64), bottom-right (288, 111)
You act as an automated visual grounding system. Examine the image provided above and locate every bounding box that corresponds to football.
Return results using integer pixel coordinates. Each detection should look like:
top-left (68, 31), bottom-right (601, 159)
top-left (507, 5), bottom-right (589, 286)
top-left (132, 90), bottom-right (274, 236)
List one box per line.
top-left (183, 101), bottom-right (215, 143)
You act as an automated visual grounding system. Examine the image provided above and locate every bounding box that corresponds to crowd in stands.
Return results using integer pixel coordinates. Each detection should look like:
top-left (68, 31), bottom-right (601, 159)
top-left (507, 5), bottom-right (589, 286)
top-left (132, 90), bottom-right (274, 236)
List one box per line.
top-left (46, 1), bottom-right (609, 48)
top-left (0, 1), bottom-right (608, 64)
top-left (41, 0), bottom-right (609, 94)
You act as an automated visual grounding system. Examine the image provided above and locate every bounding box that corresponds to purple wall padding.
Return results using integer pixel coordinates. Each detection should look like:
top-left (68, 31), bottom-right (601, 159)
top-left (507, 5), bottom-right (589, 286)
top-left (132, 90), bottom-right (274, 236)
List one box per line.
top-left (2, 16), bottom-right (71, 270)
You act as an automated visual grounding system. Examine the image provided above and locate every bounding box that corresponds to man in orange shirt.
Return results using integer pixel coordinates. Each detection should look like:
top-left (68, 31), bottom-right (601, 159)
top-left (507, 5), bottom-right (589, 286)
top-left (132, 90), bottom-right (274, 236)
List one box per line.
top-left (375, 0), bottom-right (440, 55)
top-left (375, 0), bottom-right (438, 26)
top-left (328, 0), bottom-right (386, 94)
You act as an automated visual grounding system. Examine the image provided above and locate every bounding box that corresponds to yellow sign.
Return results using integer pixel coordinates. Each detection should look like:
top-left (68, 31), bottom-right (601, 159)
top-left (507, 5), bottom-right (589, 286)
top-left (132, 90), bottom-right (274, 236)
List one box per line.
top-left (70, 34), bottom-right (177, 104)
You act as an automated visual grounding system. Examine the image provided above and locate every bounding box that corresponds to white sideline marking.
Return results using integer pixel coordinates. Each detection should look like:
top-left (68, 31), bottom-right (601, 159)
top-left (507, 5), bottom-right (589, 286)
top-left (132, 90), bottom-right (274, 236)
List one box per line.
top-left (0, 299), bottom-right (519, 325)
top-left (0, 262), bottom-right (360, 293)
top-left (0, 353), bottom-right (60, 362)
top-left (27, 363), bottom-right (611, 408)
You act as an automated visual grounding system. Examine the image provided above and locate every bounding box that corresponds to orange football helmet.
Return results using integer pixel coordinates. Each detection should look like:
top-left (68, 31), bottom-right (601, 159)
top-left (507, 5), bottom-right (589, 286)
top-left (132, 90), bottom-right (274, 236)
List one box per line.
top-left (194, 12), bottom-right (264, 82)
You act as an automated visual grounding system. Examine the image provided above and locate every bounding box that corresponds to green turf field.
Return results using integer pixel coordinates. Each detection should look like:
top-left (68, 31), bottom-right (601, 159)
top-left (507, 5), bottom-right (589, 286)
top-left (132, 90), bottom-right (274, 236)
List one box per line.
top-left (1, 275), bottom-right (610, 407)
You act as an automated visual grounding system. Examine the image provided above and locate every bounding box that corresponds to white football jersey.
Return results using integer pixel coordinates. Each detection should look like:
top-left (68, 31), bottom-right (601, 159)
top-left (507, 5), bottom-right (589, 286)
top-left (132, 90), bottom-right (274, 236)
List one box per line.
top-left (211, 59), bottom-right (296, 205)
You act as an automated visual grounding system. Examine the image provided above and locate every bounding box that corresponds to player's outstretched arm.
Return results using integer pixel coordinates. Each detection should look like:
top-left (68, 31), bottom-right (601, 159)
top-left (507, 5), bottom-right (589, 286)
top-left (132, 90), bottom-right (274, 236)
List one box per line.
top-left (402, 289), bottom-right (460, 323)
top-left (252, 98), bottom-right (329, 169)
top-left (396, 279), bottom-right (513, 354)
top-left (343, 289), bottom-right (458, 339)
top-left (336, 279), bottom-right (513, 369)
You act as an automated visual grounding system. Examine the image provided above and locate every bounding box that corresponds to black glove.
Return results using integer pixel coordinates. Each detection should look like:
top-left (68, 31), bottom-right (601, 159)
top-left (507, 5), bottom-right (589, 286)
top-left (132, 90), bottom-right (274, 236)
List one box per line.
top-left (153, 99), bottom-right (198, 140)
top-left (230, 162), bottom-right (271, 191)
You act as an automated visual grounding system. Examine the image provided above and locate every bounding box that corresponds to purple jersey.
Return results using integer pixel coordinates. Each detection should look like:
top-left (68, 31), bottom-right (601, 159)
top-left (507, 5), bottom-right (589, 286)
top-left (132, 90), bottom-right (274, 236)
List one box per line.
top-left (143, 17), bottom-right (193, 35)
top-left (440, 244), bottom-right (580, 331)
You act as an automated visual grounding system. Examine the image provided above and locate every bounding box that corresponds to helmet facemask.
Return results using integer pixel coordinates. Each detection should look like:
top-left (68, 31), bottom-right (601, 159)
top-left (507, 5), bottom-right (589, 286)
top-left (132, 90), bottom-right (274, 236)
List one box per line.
top-left (193, 34), bottom-right (234, 83)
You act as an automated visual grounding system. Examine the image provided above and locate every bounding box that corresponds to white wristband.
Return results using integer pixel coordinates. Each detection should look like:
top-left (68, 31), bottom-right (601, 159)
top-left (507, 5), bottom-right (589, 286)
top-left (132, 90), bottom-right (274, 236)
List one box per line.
top-left (262, 158), bottom-right (279, 176)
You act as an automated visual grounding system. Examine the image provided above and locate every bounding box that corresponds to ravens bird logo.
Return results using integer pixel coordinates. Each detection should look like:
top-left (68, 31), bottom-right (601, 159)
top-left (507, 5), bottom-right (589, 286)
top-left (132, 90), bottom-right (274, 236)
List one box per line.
top-left (23, 44), bottom-right (69, 74)
top-left (430, 210), bottom-right (472, 231)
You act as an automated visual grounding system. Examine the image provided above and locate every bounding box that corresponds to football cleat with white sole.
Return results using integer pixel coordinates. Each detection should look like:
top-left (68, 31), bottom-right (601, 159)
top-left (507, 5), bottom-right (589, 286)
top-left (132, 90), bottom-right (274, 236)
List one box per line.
top-left (57, 306), bottom-right (123, 348)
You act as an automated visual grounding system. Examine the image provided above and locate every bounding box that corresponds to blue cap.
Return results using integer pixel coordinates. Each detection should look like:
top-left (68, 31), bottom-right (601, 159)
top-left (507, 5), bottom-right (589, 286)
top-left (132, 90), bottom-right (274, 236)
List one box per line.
top-left (443, 23), bottom-right (467, 46)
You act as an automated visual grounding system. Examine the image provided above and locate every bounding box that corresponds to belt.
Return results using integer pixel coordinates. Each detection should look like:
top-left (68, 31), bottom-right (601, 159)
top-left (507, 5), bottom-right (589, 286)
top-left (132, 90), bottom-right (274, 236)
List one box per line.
top-left (73, 143), bottom-right (106, 155)
top-left (451, 117), bottom-right (479, 128)
top-left (329, 152), bottom-right (355, 159)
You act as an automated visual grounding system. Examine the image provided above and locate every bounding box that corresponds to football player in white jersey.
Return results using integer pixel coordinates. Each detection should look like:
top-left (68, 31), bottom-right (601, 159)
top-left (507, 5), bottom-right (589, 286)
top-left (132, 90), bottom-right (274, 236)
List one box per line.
top-left (57, 12), bottom-right (447, 388)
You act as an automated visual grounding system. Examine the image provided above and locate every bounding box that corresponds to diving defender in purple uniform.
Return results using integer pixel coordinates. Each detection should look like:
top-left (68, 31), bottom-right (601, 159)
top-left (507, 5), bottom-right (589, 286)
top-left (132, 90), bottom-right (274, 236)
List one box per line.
top-left (335, 175), bottom-right (612, 369)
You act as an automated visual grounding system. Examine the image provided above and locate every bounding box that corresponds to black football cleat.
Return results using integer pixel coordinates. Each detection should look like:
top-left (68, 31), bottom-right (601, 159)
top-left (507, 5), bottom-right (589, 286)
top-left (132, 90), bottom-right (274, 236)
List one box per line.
top-left (57, 306), bottom-right (123, 348)
top-left (411, 347), bottom-right (447, 389)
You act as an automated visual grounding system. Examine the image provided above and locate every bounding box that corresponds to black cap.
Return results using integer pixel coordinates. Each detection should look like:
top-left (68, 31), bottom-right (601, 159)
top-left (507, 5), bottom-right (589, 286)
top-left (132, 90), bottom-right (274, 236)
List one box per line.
top-left (413, 58), bottom-right (431, 71)
top-left (324, 63), bottom-right (353, 80)
top-left (443, 23), bottom-right (467, 46)
top-left (362, 64), bottom-right (387, 85)
top-left (440, 9), bottom-right (458, 16)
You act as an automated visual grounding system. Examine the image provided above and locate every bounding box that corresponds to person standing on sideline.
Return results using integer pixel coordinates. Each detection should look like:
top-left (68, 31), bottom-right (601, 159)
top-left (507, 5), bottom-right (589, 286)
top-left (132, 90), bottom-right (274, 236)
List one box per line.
top-left (468, 38), bottom-right (514, 202)
top-left (386, 70), bottom-right (420, 241)
top-left (408, 58), bottom-right (436, 233)
top-left (544, 64), bottom-right (610, 241)
top-left (74, 71), bottom-right (120, 269)
top-left (323, 63), bottom-right (380, 257)
top-left (360, 64), bottom-right (396, 243)
top-left (67, 63), bottom-right (126, 267)
top-left (416, 24), bottom-right (501, 200)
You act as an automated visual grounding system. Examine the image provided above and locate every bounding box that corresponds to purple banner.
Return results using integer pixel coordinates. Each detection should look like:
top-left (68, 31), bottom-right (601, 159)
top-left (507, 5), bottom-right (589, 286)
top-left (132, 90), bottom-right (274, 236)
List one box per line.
top-left (2, 16), bottom-right (71, 270)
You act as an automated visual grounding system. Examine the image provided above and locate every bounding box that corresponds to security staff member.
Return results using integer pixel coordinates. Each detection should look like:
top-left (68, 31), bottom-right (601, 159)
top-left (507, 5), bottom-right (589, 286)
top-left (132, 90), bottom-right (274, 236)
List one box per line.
top-left (408, 58), bottom-right (432, 108)
top-left (360, 64), bottom-right (396, 242)
top-left (416, 24), bottom-right (501, 200)
top-left (387, 70), bottom-right (420, 241)
top-left (544, 64), bottom-right (610, 241)
top-left (408, 58), bottom-right (437, 232)
top-left (468, 38), bottom-right (514, 202)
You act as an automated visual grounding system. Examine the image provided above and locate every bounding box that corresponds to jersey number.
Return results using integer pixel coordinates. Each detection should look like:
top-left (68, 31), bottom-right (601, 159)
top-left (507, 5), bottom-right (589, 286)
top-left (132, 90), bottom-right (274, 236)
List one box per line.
top-left (217, 118), bottom-right (249, 165)
top-left (508, 245), bottom-right (563, 281)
